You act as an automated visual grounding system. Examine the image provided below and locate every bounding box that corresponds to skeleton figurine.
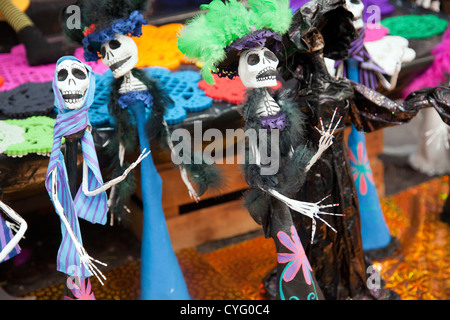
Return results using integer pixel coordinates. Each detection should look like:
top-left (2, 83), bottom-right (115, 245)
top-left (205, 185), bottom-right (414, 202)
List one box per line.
top-left (179, 0), bottom-right (346, 300)
top-left (100, 33), bottom-right (204, 205)
top-left (277, 0), bottom-right (450, 300)
top-left (46, 57), bottom-right (148, 297)
top-left (237, 46), bottom-right (343, 243)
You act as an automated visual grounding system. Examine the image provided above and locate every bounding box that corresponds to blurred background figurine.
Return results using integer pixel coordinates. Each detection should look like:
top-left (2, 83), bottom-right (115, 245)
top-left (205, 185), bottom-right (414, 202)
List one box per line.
top-left (0, 0), bottom-right (76, 66)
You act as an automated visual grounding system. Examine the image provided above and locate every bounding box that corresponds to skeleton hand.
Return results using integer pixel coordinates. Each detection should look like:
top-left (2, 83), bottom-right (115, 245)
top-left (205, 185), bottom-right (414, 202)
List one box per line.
top-left (73, 241), bottom-right (107, 286)
top-left (315, 107), bottom-right (342, 149)
top-left (265, 190), bottom-right (342, 244)
top-left (298, 194), bottom-right (343, 244)
top-left (83, 148), bottom-right (151, 197)
top-left (424, 125), bottom-right (450, 151)
top-left (122, 148), bottom-right (151, 178)
top-left (306, 108), bottom-right (342, 172)
top-left (0, 201), bottom-right (27, 262)
top-left (5, 221), bottom-right (21, 236)
top-left (180, 167), bottom-right (200, 203)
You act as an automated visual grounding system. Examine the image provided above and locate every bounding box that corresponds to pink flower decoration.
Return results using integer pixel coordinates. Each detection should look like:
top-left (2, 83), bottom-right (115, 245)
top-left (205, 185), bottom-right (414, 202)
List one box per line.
top-left (348, 141), bottom-right (375, 196)
top-left (277, 225), bottom-right (312, 284)
top-left (64, 277), bottom-right (96, 300)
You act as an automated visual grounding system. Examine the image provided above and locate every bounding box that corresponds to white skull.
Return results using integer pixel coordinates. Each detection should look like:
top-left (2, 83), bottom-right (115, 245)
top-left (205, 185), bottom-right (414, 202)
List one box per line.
top-left (101, 33), bottom-right (139, 78)
top-left (238, 46), bottom-right (279, 88)
top-left (56, 60), bottom-right (90, 110)
top-left (345, 0), bottom-right (365, 30)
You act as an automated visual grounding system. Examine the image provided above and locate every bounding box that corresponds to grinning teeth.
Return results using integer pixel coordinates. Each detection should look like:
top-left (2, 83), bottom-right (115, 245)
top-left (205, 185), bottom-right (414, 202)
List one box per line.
top-left (256, 76), bottom-right (276, 82)
top-left (256, 67), bottom-right (275, 78)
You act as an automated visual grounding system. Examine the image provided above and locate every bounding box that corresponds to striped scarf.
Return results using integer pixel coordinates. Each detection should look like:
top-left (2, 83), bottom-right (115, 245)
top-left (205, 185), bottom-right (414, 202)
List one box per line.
top-left (45, 56), bottom-right (107, 277)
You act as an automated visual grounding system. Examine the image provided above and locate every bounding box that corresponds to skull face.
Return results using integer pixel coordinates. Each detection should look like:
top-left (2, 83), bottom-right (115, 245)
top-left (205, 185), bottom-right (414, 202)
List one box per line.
top-left (101, 33), bottom-right (139, 78)
top-left (238, 46), bottom-right (279, 88)
top-left (345, 0), bottom-right (364, 30)
top-left (56, 60), bottom-right (89, 110)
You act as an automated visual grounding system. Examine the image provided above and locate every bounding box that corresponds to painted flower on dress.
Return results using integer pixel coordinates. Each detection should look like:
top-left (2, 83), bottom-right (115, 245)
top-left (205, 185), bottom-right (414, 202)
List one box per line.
top-left (64, 277), bottom-right (96, 300)
top-left (277, 225), bottom-right (312, 285)
top-left (348, 141), bottom-right (375, 196)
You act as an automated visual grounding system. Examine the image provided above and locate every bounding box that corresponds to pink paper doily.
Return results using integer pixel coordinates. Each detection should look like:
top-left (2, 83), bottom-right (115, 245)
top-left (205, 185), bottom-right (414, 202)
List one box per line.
top-left (0, 45), bottom-right (108, 92)
top-left (364, 24), bottom-right (390, 42)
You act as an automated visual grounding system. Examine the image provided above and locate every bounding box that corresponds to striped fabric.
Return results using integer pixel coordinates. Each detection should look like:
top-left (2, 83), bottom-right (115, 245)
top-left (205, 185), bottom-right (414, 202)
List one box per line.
top-left (0, 214), bottom-right (21, 262)
top-left (334, 25), bottom-right (386, 90)
top-left (45, 56), bottom-right (107, 278)
top-left (0, 0), bottom-right (33, 33)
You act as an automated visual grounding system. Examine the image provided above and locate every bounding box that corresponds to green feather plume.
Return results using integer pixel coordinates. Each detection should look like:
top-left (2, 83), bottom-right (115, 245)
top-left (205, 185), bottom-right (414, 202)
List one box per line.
top-left (177, 0), bottom-right (292, 84)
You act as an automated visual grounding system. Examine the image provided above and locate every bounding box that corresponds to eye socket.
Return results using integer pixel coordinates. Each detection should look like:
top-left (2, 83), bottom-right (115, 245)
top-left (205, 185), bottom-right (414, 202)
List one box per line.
top-left (101, 46), bottom-right (106, 59)
top-left (109, 40), bottom-right (121, 50)
top-left (247, 53), bottom-right (260, 66)
top-left (57, 69), bottom-right (68, 81)
top-left (350, 0), bottom-right (361, 4)
top-left (72, 68), bottom-right (87, 80)
top-left (264, 50), bottom-right (278, 62)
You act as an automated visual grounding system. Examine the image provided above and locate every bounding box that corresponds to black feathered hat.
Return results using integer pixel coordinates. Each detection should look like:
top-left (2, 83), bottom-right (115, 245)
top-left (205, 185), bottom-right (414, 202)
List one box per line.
top-left (59, 0), bottom-right (149, 61)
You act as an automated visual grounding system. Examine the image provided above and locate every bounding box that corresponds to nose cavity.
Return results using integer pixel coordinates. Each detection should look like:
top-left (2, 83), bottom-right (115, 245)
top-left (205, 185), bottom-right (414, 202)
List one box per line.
top-left (69, 78), bottom-right (76, 86)
top-left (107, 50), bottom-right (115, 60)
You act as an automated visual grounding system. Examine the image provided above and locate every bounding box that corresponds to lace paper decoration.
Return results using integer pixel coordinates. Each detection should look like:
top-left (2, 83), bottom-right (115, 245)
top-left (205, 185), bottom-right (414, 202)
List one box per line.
top-left (0, 116), bottom-right (55, 157)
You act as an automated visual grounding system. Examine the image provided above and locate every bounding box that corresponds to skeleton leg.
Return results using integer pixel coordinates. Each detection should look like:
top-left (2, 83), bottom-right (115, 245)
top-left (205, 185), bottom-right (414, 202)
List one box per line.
top-left (0, 201), bottom-right (27, 263)
top-left (163, 120), bottom-right (200, 202)
top-left (51, 169), bottom-right (107, 285)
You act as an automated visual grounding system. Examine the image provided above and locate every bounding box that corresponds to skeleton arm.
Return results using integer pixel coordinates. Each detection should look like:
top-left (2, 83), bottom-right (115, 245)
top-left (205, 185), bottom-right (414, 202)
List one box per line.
top-left (0, 202), bottom-right (27, 263)
top-left (162, 120), bottom-right (200, 203)
top-left (262, 188), bottom-right (341, 243)
top-left (51, 168), bottom-right (107, 285)
top-left (374, 59), bottom-right (401, 92)
top-left (82, 148), bottom-right (150, 197)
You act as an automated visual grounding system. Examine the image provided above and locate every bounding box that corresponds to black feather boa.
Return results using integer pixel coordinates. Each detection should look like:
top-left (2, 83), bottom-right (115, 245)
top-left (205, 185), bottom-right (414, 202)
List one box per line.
top-left (242, 88), bottom-right (315, 236)
top-left (106, 68), bottom-right (168, 222)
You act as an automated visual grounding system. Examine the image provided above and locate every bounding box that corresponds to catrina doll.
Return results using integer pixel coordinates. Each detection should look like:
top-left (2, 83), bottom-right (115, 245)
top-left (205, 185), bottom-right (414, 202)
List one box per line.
top-left (178, 0), bottom-right (346, 300)
top-left (59, 0), bottom-right (221, 300)
top-left (46, 56), bottom-right (148, 299)
top-left (277, 0), bottom-right (450, 300)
